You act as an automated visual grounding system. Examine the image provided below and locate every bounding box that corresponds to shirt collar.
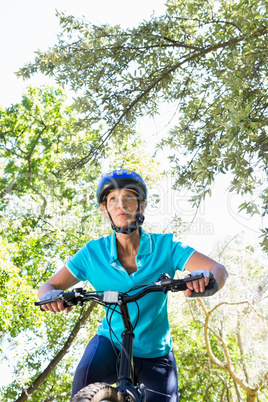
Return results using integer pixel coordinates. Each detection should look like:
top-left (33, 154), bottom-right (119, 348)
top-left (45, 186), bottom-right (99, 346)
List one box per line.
top-left (110, 227), bottom-right (152, 262)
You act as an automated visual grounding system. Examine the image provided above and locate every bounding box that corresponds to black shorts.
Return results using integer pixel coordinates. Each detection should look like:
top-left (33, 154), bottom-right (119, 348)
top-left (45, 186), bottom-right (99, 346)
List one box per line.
top-left (71, 335), bottom-right (179, 401)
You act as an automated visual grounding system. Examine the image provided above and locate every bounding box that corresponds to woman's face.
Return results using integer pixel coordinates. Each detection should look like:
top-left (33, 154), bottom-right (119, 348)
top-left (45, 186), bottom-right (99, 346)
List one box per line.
top-left (102, 188), bottom-right (144, 228)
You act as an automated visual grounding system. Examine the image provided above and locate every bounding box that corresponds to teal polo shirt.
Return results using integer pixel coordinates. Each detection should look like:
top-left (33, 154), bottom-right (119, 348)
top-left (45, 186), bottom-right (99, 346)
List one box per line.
top-left (66, 228), bottom-right (195, 358)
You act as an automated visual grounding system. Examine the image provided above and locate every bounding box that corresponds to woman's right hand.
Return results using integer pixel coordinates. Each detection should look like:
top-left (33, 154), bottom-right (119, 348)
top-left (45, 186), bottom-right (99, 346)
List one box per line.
top-left (37, 265), bottom-right (79, 313)
top-left (40, 289), bottom-right (72, 313)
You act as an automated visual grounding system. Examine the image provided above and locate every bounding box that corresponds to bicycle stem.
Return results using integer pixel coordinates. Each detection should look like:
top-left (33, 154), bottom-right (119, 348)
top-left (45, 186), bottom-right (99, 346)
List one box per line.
top-left (117, 303), bottom-right (135, 384)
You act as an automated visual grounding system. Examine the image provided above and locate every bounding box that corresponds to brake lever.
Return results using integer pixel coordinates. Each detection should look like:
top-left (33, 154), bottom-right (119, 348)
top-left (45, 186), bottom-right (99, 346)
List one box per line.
top-left (156, 273), bottom-right (204, 287)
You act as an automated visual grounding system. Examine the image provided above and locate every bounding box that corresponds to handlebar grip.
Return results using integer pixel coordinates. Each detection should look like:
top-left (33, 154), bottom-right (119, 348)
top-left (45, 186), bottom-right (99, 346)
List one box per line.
top-left (34, 297), bottom-right (69, 311)
top-left (160, 273), bottom-right (204, 288)
top-left (34, 301), bottom-right (46, 311)
top-left (37, 302), bottom-right (70, 311)
top-left (168, 277), bottom-right (216, 292)
top-left (189, 278), bottom-right (219, 297)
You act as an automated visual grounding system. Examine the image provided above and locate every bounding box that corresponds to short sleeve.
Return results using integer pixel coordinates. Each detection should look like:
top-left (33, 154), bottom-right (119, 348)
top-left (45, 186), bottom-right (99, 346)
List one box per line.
top-left (66, 244), bottom-right (90, 282)
top-left (170, 237), bottom-right (195, 273)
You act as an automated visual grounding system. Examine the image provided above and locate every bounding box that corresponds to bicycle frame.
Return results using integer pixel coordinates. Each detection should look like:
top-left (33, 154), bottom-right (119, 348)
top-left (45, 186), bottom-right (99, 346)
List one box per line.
top-left (116, 301), bottom-right (146, 401)
top-left (35, 273), bottom-right (216, 401)
top-left (94, 281), bottom-right (203, 401)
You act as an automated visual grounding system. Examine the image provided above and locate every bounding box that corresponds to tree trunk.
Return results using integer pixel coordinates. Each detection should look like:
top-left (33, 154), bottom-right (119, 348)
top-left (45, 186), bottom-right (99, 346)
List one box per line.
top-left (247, 391), bottom-right (258, 402)
top-left (15, 302), bottom-right (95, 402)
top-left (197, 298), bottom-right (262, 402)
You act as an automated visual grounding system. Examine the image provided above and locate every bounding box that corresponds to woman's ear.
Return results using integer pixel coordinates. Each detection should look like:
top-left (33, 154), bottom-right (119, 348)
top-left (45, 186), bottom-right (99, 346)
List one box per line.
top-left (100, 202), bottom-right (108, 219)
top-left (140, 200), bottom-right (146, 215)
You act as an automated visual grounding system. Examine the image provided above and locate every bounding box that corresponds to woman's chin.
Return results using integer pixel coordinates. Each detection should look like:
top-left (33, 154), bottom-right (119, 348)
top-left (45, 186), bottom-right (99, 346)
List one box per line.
top-left (115, 217), bottom-right (135, 228)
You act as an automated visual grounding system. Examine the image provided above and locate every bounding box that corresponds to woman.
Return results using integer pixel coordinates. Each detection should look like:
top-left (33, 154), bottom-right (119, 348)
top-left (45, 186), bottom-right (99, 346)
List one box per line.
top-left (38, 169), bottom-right (228, 401)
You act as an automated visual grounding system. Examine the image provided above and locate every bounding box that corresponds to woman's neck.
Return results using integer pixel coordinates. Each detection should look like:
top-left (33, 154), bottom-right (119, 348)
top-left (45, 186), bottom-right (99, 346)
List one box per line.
top-left (115, 229), bottom-right (140, 256)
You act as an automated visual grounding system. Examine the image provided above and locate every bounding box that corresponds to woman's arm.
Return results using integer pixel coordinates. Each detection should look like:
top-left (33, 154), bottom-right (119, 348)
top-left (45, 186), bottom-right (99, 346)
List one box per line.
top-left (38, 265), bottom-right (80, 313)
top-left (184, 251), bottom-right (228, 297)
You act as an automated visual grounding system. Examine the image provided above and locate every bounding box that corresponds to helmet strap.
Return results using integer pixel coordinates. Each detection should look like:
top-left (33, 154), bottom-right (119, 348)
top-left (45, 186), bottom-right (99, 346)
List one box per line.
top-left (105, 200), bottom-right (145, 234)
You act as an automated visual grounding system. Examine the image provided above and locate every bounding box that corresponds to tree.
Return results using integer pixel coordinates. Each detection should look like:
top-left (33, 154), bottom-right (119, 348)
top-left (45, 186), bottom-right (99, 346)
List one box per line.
top-left (0, 86), bottom-right (102, 401)
top-left (169, 237), bottom-right (268, 401)
top-left (0, 238), bottom-right (43, 339)
top-left (17, 0), bottom-right (268, 251)
top-left (0, 87), bottom-right (159, 401)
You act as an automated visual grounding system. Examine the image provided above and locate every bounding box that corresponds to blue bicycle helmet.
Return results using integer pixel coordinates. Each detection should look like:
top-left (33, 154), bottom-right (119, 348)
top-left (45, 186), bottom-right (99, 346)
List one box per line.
top-left (96, 169), bottom-right (147, 234)
top-left (97, 169), bottom-right (147, 204)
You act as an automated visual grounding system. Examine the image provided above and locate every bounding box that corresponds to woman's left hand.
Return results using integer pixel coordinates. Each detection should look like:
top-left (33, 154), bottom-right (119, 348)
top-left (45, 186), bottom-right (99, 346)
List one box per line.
top-left (184, 270), bottom-right (219, 297)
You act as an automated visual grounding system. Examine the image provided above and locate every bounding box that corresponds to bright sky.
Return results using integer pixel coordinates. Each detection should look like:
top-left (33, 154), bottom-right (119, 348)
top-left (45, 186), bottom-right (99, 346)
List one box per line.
top-left (0, 0), bottom-right (167, 107)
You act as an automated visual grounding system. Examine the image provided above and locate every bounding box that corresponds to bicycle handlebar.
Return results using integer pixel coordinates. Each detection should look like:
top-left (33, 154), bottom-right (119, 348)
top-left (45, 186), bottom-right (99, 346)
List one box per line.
top-left (35, 273), bottom-right (217, 309)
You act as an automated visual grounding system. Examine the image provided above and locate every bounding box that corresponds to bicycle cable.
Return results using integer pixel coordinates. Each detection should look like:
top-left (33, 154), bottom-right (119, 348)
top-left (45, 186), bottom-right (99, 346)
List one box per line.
top-left (106, 305), bottom-right (135, 381)
top-left (105, 300), bottom-right (141, 382)
top-left (123, 282), bottom-right (156, 294)
top-left (146, 388), bottom-right (171, 398)
top-left (106, 305), bottom-right (121, 377)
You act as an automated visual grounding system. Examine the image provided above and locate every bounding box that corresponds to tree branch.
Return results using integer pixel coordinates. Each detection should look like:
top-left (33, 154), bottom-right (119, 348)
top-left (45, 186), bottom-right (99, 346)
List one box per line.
top-left (69, 26), bottom-right (267, 171)
top-left (15, 302), bottom-right (95, 402)
top-left (236, 313), bottom-right (249, 384)
top-left (197, 298), bottom-right (260, 400)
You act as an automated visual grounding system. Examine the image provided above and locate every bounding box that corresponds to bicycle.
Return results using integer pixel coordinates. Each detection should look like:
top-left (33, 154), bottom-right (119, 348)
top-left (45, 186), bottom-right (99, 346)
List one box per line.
top-left (35, 272), bottom-right (217, 401)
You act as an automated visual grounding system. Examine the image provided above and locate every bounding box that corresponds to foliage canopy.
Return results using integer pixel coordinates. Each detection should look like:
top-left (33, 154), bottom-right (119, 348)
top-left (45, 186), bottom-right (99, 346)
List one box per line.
top-left (17, 0), bottom-right (268, 250)
top-left (0, 86), bottom-right (158, 401)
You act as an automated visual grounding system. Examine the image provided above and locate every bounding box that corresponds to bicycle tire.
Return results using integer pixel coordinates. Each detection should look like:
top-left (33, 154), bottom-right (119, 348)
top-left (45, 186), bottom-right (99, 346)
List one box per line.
top-left (71, 382), bottom-right (125, 402)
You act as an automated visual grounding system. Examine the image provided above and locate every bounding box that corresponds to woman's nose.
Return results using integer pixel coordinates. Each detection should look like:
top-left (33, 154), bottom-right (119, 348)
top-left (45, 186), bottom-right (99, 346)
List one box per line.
top-left (117, 197), bottom-right (125, 209)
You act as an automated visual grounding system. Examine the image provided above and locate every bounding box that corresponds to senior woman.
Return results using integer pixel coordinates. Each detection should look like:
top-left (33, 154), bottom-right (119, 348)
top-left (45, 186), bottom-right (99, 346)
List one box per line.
top-left (38, 169), bottom-right (228, 401)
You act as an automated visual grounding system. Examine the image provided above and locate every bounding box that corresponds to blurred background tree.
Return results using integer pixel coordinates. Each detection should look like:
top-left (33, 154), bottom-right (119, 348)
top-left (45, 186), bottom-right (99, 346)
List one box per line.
top-left (0, 86), bottom-right (159, 401)
top-left (169, 237), bottom-right (268, 401)
top-left (18, 0), bottom-right (268, 251)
